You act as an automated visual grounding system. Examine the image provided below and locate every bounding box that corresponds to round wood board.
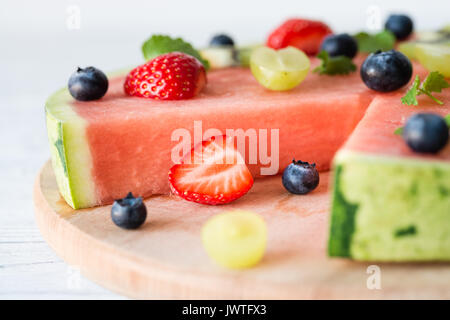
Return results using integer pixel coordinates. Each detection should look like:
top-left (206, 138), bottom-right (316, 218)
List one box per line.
top-left (34, 161), bottom-right (450, 299)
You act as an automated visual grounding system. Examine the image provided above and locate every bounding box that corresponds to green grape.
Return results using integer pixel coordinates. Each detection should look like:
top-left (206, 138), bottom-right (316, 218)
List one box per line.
top-left (236, 44), bottom-right (263, 67)
top-left (416, 44), bottom-right (450, 77)
top-left (441, 25), bottom-right (450, 33)
top-left (399, 28), bottom-right (450, 62)
top-left (199, 47), bottom-right (235, 69)
top-left (416, 31), bottom-right (448, 42)
top-left (202, 210), bottom-right (267, 269)
top-left (398, 42), bottom-right (419, 60)
top-left (250, 46), bottom-right (310, 91)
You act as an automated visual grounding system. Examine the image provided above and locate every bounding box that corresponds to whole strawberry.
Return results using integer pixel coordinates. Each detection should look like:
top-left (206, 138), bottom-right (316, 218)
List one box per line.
top-left (124, 52), bottom-right (206, 100)
top-left (267, 18), bottom-right (333, 55)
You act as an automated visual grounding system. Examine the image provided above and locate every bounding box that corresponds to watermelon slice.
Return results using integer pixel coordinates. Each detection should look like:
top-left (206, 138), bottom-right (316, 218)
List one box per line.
top-left (329, 90), bottom-right (450, 261)
top-left (46, 58), bottom-right (376, 209)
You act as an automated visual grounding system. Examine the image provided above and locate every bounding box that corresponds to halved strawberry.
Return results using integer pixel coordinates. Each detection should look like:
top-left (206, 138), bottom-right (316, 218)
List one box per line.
top-left (267, 18), bottom-right (333, 55)
top-left (168, 135), bottom-right (254, 205)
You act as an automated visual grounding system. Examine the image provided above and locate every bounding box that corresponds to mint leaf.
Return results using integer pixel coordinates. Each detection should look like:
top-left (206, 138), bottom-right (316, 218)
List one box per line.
top-left (402, 72), bottom-right (449, 106)
top-left (445, 114), bottom-right (450, 127)
top-left (142, 35), bottom-right (209, 69)
top-left (354, 31), bottom-right (396, 53)
top-left (401, 75), bottom-right (421, 106)
top-left (313, 50), bottom-right (356, 75)
top-left (394, 127), bottom-right (404, 135)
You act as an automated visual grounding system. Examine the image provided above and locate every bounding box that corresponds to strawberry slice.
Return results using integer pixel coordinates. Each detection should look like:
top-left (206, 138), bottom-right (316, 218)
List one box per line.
top-left (267, 18), bottom-right (333, 55)
top-left (168, 135), bottom-right (254, 205)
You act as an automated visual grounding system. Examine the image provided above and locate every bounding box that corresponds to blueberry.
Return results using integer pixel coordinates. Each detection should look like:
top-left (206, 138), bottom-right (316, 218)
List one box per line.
top-left (320, 33), bottom-right (358, 59)
top-left (385, 14), bottom-right (414, 40)
top-left (210, 34), bottom-right (234, 47)
top-left (68, 66), bottom-right (108, 101)
top-left (111, 192), bottom-right (147, 229)
top-left (282, 160), bottom-right (320, 195)
top-left (402, 113), bottom-right (449, 154)
top-left (360, 50), bottom-right (412, 92)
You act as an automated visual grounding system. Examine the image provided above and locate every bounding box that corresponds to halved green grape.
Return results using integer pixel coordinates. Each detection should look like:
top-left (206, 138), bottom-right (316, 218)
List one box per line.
top-left (237, 43), bottom-right (263, 67)
top-left (416, 31), bottom-right (449, 42)
top-left (200, 47), bottom-right (236, 69)
top-left (416, 44), bottom-right (450, 77)
top-left (398, 41), bottom-right (419, 60)
top-left (199, 44), bottom-right (264, 69)
top-left (441, 25), bottom-right (450, 33)
top-left (201, 210), bottom-right (267, 269)
top-left (399, 30), bottom-right (450, 62)
top-left (250, 46), bottom-right (310, 91)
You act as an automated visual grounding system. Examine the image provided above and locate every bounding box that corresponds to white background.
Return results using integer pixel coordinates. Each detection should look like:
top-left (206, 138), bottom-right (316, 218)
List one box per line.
top-left (0, 0), bottom-right (448, 299)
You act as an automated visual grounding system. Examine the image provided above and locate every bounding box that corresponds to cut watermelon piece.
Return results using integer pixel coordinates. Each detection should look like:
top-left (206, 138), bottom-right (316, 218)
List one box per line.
top-left (46, 58), bottom-right (376, 209)
top-left (329, 90), bottom-right (450, 261)
top-left (46, 57), bottom-right (426, 209)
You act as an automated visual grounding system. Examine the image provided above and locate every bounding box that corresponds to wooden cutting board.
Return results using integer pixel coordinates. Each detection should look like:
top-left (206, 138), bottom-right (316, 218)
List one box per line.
top-left (33, 161), bottom-right (450, 299)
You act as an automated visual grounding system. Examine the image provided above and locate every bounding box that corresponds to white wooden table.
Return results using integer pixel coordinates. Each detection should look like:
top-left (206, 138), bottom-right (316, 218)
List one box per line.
top-left (0, 95), bottom-right (124, 299)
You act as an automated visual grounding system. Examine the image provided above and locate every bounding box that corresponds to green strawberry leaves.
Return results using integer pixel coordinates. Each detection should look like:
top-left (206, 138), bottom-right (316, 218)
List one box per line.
top-left (142, 35), bottom-right (209, 69)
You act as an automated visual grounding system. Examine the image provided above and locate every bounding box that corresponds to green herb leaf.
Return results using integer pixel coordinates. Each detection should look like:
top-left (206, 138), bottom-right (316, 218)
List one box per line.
top-left (354, 31), bottom-right (396, 53)
top-left (401, 72), bottom-right (450, 106)
top-left (422, 71), bottom-right (450, 94)
top-left (313, 51), bottom-right (357, 75)
top-left (394, 127), bottom-right (404, 135)
top-left (401, 75), bottom-right (421, 106)
top-left (142, 35), bottom-right (209, 69)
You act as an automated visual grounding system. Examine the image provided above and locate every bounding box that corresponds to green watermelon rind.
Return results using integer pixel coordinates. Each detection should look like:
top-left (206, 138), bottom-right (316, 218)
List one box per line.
top-left (45, 88), bottom-right (95, 209)
top-left (328, 163), bottom-right (359, 257)
top-left (45, 69), bottom-right (131, 209)
top-left (329, 150), bottom-right (450, 261)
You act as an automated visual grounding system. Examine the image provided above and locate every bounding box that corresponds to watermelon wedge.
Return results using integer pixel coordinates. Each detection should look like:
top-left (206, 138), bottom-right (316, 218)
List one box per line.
top-left (329, 90), bottom-right (450, 261)
top-left (46, 58), bottom-right (376, 209)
